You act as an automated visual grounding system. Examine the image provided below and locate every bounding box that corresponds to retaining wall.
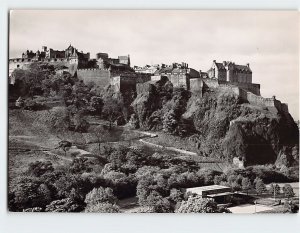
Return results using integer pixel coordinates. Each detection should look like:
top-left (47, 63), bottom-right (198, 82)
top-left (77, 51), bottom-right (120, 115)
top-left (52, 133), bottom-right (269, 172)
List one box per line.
top-left (77, 69), bottom-right (110, 87)
top-left (189, 78), bottom-right (203, 94)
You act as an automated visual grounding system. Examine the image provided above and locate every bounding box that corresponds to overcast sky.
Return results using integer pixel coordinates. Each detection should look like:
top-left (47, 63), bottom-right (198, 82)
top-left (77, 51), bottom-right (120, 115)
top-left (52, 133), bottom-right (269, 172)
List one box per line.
top-left (9, 10), bottom-right (299, 120)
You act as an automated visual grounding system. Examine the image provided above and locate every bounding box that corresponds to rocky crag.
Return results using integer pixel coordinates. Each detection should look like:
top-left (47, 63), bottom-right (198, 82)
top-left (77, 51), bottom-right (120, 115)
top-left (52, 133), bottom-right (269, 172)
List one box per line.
top-left (130, 80), bottom-right (299, 167)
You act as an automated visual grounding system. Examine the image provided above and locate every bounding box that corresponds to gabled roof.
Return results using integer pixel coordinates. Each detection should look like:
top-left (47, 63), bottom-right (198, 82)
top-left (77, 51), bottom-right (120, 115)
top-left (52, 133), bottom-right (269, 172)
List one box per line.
top-left (234, 64), bottom-right (252, 73)
top-left (215, 62), bottom-right (226, 70)
top-left (213, 61), bottom-right (252, 73)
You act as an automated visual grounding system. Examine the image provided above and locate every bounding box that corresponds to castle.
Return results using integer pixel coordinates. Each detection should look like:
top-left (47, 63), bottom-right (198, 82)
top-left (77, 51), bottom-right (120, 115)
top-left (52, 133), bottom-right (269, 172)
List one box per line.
top-left (8, 45), bottom-right (288, 114)
top-left (9, 44), bottom-right (132, 86)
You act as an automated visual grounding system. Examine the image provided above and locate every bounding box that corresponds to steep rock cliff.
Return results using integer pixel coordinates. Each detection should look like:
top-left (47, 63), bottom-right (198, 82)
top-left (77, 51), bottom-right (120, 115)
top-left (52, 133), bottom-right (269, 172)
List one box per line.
top-left (131, 83), bottom-right (299, 167)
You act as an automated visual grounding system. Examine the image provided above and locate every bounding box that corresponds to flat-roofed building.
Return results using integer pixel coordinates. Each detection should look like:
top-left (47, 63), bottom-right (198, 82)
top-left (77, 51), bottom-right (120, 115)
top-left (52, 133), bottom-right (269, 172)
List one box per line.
top-left (186, 185), bottom-right (233, 204)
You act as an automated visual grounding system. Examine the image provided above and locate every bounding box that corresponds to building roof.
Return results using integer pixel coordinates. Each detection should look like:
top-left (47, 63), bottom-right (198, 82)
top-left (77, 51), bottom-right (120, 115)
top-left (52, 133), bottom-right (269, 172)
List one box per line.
top-left (213, 61), bottom-right (252, 73)
top-left (118, 56), bottom-right (129, 60)
top-left (215, 62), bottom-right (226, 70)
top-left (207, 192), bottom-right (233, 197)
top-left (186, 185), bottom-right (231, 195)
top-left (234, 64), bottom-right (252, 72)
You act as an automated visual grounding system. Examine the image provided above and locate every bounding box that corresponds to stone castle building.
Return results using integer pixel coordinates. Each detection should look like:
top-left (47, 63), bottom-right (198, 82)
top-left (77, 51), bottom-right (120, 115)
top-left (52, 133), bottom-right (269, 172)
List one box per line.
top-left (151, 62), bottom-right (200, 90)
top-left (9, 48), bottom-right (289, 115)
top-left (207, 60), bottom-right (252, 83)
top-left (19, 44), bottom-right (90, 67)
top-left (9, 44), bottom-right (132, 86)
top-left (95, 52), bottom-right (130, 69)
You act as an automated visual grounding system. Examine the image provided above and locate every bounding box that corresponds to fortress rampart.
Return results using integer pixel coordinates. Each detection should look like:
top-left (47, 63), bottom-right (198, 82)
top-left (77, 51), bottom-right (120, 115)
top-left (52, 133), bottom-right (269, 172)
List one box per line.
top-left (77, 68), bottom-right (110, 87)
top-left (187, 77), bottom-right (288, 114)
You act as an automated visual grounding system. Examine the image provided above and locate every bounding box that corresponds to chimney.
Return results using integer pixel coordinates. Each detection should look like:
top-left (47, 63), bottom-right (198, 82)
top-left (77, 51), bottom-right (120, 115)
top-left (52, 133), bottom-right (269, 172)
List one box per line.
top-left (246, 63), bottom-right (250, 68)
top-left (223, 61), bottom-right (226, 66)
top-left (213, 60), bottom-right (216, 63)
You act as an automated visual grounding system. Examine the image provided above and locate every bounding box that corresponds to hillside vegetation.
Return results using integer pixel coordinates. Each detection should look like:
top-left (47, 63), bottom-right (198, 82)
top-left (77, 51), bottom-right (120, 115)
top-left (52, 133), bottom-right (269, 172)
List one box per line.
top-left (131, 81), bottom-right (299, 167)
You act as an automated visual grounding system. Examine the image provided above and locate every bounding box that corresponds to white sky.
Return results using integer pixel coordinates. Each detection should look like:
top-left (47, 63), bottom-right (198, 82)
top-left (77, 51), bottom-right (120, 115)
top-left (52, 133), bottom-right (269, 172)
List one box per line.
top-left (9, 10), bottom-right (299, 120)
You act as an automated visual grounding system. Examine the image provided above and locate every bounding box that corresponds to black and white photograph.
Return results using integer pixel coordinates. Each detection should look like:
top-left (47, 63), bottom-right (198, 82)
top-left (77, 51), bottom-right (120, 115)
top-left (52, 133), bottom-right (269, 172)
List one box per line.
top-left (8, 10), bottom-right (299, 214)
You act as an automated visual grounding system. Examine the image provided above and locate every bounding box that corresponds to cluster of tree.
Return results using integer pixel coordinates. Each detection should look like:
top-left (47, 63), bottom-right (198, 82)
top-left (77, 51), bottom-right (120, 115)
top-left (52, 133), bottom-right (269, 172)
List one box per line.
top-left (9, 144), bottom-right (226, 213)
top-left (8, 144), bottom-right (298, 213)
top-left (212, 166), bottom-right (297, 200)
top-left (268, 183), bottom-right (295, 199)
top-left (175, 195), bottom-right (230, 213)
top-left (84, 187), bottom-right (120, 213)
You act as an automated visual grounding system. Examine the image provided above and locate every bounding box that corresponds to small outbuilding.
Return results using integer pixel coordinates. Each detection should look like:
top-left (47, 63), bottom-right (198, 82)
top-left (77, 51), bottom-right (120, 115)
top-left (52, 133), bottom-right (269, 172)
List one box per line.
top-left (186, 185), bottom-right (233, 204)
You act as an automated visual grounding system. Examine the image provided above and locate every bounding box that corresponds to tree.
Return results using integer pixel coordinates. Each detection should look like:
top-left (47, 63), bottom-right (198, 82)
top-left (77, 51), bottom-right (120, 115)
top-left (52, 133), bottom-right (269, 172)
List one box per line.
top-left (27, 160), bottom-right (54, 177)
top-left (85, 202), bottom-right (120, 213)
top-left (11, 176), bottom-right (52, 211)
top-left (168, 188), bottom-right (184, 205)
top-left (162, 110), bottom-right (178, 134)
top-left (45, 198), bottom-right (83, 212)
top-left (54, 174), bottom-right (92, 201)
top-left (69, 157), bottom-right (92, 174)
top-left (175, 196), bottom-right (220, 213)
top-left (89, 96), bottom-right (103, 116)
top-left (102, 96), bottom-right (123, 129)
top-left (145, 191), bottom-right (172, 213)
top-left (282, 184), bottom-right (295, 199)
top-left (57, 140), bottom-right (72, 156)
top-left (84, 187), bottom-right (117, 205)
top-left (50, 107), bottom-right (71, 134)
top-left (241, 177), bottom-right (252, 195)
top-left (255, 178), bottom-right (266, 195)
top-left (91, 125), bottom-right (110, 154)
top-left (269, 183), bottom-right (281, 200)
top-left (73, 112), bottom-right (90, 133)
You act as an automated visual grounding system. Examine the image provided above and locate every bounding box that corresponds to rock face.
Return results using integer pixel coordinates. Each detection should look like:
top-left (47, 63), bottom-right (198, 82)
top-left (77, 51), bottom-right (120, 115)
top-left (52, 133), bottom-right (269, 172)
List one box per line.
top-left (131, 83), bottom-right (299, 167)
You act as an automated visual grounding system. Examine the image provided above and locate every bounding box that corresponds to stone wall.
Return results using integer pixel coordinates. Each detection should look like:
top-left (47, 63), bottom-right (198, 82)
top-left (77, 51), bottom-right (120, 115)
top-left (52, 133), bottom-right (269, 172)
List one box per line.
top-left (9, 58), bottom-right (72, 77)
top-left (111, 75), bottom-right (137, 93)
top-left (202, 78), bottom-right (219, 88)
top-left (241, 90), bottom-right (289, 113)
top-left (151, 75), bottom-right (162, 82)
top-left (218, 80), bottom-right (260, 96)
top-left (218, 83), bottom-right (241, 96)
top-left (136, 82), bottom-right (155, 95)
top-left (170, 74), bottom-right (189, 89)
top-left (77, 69), bottom-right (110, 87)
top-left (234, 82), bottom-right (260, 95)
top-left (189, 78), bottom-right (203, 94)
top-left (228, 70), bottom-right (252, 83)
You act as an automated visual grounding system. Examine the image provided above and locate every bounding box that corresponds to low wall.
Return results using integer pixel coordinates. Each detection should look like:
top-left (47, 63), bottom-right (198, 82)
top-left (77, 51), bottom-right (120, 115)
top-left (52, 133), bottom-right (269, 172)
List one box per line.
top-left (218, 83), bottom-right (241, 96)
top-left (202, 78), bottom-right (219, 88)
top-left (244, 91), bottom-right (288, 113)
top-left (218, 80), bottom-right (260, 96)
top-left (235, 82), bottom-right (260, 96)
top-left (151, 75), bottom-right (162, 82)
top-left (246, 92), bottom-right (266, 106)
top-left (77, 69), bottom-right (110, 87)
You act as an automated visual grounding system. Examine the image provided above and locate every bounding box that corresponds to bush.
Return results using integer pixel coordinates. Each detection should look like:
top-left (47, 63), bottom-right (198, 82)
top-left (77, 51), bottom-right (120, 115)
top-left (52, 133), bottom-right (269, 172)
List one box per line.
top-left (23, 99), bottom-right (47, 111)
top-left (85, 202), bottom-right (120, 213)
top-left (175, 196), bottom-right (220, 213)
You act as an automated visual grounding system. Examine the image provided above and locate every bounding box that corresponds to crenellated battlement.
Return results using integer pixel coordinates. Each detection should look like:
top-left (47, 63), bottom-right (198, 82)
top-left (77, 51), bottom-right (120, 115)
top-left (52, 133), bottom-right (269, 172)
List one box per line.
top-left (77, 68), bottom-right (109, 71)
